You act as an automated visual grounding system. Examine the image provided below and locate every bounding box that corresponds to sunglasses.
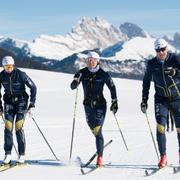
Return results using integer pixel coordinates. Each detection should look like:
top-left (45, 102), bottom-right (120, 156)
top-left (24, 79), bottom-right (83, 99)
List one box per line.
top-left (155, 47), bottom-right (166, 52)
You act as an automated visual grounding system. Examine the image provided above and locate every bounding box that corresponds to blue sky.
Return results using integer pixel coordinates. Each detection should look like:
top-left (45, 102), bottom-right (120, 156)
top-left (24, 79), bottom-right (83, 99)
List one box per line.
top-left (0, 0), bottom-right (179, 41)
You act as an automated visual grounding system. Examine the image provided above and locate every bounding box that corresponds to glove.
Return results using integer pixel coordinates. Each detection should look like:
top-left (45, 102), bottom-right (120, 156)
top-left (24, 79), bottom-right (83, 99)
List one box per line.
top-left (70, 72), bottom-right (82, 90)
top-left (27, 102), bottom-right (35, 117)
top-left (70, 80), bottom-right (79, 90)
top-left (164, 67), bottom-right (176, 76)
top-left (140, 98), bottom-right (148, 113)
top-left (110, 99), bottom-right (118, 114)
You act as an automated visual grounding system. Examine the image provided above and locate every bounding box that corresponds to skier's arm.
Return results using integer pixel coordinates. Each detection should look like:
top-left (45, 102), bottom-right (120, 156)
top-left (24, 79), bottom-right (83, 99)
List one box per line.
top-left (105, 74), bottom-right (118, 114)
top-left (105, 74), bottom-right (117, 100)
top-left (0, 81), bottom-right (2, 113)
top-left (175, 55), bottom-right (180, 71)
top-left (70, 71), bottom-right (82, 90)
top-left (142, 61), bottom-right (152, 102)
top-left (23, 73), bottom-right (37, 105)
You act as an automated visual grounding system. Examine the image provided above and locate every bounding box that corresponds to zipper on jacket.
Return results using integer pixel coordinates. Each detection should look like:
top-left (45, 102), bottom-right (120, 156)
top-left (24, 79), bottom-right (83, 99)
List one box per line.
top-left (9, 75), bottom-right (13, 95)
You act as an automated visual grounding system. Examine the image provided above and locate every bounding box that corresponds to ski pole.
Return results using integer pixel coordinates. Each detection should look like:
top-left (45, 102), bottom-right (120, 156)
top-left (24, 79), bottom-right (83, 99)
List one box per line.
top-left (144, 111), bottom-right (159, 161)
top-left (113, 113), bottom-right (129, 151)
top-left (1, 115), bottom-right (19, 155)
top-left (69, 88), bottom-right (79, 163)
top-left (31, 116), bottom-right (60, 161)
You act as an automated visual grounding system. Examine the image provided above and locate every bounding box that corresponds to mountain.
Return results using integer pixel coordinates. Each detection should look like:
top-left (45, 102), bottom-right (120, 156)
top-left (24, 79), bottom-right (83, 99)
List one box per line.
top-left (0, 16), bottom-right (179, 79)
top-left (163, 32), bottom-right (180, 51)
top-left (119, 22), bottom-right (150, 39)
top-left (0, 17), bottom-right (126, 61)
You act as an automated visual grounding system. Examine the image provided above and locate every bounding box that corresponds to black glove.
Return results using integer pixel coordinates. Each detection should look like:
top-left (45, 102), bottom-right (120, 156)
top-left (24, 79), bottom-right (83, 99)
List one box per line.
top-left (140, 98), bottom-right (148, 113)
top-left (110, 99), bottom-right (118, 114)
top-left (70, 80), bottom-right (79, 90)
top-left (70, 72), bottom-right (82, 90)
top-left (164, 67), bottom-right (176, 76)
top-left (28, 102), bottom-right (35, 110)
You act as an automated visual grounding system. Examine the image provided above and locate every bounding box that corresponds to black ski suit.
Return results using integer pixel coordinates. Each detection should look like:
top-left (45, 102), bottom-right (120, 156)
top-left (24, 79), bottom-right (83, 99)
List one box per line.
top-left (71, 67), bottom-right (117, 156)
top-left (142, 53), bottom-right (180, 156)
top-left (0, 68), bottom-right (37, 155)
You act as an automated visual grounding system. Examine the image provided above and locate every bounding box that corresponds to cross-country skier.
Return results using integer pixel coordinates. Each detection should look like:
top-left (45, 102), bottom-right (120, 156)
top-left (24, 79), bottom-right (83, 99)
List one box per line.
top-left (0, 56), bottom-right (37, 164)
top-left (70, 51), bottom-right (118, 167)
top-left (141, 38), bottom-right (180, 168)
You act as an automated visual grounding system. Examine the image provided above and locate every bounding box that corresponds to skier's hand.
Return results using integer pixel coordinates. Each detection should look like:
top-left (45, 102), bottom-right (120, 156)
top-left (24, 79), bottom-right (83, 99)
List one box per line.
top-left (164, 67), bottom-right (176, 76)
top-left (27, 102), bottom-right (35, 118)
top-left (140, 101), bottom-right (148, 113)
top-left (70, 80), bottom-right (79, 90)
top-left (74, 72), bottom-right (82, 82)
top-left (70, 72), bottom-right (82, 90)
top-left (110, 99), bottom-right (118, 114)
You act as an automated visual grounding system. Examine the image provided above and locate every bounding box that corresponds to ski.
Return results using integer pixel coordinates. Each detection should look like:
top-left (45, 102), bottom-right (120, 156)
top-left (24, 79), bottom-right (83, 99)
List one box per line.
top-left (145, 167), bottom-right (162, 176)
top-left (173, 166), bottom-right (180, 174)
top-left (77, 139), bottom-right (113, 175)
top-left (79, 139), bottom-right (113, 169)
top-left (81, 165), bottom-right (101, 175)
top-left (0, 162), bottom-right (27, 172)
top-left (0, 163), bottom-right (15, 172)
top-left (145, 165), bottom-right (174, 176)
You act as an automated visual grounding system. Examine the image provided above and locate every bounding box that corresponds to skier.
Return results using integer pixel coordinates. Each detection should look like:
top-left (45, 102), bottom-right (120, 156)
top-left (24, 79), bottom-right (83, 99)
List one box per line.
top-left (70, 51), bottom-right (118, 167)
top-left (141, 38), bottom-right (180, 168)
top-left (0, 56), bottom-right (37, 164)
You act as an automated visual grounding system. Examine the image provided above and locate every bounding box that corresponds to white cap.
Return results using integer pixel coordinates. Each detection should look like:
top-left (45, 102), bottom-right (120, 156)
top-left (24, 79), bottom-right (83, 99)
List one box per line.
top-left (154, 38), bottom-right (167, 49)
top-left (2, 56), bottom-right (15, 66)
top-left (87, 51), bottom-right (100, 61)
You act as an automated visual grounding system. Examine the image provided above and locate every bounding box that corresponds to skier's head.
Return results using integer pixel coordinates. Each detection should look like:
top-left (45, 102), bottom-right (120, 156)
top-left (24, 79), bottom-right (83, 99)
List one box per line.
top-left (2, 56), bottom-right (15, 73)
top-left (87, 51), bottom-right (100, 69)
top-left (154, 38), bottom-right (168, 61)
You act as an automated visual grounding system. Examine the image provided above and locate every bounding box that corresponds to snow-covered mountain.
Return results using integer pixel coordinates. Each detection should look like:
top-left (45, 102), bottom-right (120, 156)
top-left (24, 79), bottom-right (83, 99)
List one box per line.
top-left (0, 16), bottom-right (179, 79)
top-left (119, 22), bottom-right (149, 39)
top-left (0, 17), bottom-right (126, 61)
top-left (164, 32), bottom-right (180, 50)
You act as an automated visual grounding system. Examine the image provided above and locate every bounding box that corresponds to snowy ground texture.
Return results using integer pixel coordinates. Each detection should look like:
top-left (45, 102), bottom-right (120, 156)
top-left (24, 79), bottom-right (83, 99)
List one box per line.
top-left (0, 68), bottom-right (179, 179)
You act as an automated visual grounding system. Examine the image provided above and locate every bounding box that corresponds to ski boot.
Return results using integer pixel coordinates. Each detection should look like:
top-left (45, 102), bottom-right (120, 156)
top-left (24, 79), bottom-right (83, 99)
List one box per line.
top-left (96, 156), bottom-right (103, 168)
top-left (17, 155), bottom-right (25, 164)
top-left (158, 154), bottom-right (167, 168)
top-left (2, 154), bottom-right (11, 164)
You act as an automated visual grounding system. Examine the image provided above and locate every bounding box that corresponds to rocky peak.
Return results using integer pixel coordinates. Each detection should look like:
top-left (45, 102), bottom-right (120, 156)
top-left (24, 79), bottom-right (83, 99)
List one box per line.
top-left (119, 22), bottom-right (148, 39)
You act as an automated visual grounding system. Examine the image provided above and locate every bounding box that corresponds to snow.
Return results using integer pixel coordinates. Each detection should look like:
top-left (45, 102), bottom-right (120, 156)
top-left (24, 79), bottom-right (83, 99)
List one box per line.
top-left (0, 68), bottom-right (179, 180)
top-left (115, 37), bottom-right (156, 60)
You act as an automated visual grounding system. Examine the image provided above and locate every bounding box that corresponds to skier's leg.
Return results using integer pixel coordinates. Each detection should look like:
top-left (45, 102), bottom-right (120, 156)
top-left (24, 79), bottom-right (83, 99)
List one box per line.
top-left (4, 103), bottom-right (15, 155)
top-left (15, 101), bottom-right (27, 156)
top-left (155, 101), bottom-right (169, 156)
top-left (170, 99), bottom-right (180, 158)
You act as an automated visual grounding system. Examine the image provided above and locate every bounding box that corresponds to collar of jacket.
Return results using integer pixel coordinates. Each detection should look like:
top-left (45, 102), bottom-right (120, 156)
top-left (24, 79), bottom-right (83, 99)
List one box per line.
top-left (88, 65), bottom-right (100, 73)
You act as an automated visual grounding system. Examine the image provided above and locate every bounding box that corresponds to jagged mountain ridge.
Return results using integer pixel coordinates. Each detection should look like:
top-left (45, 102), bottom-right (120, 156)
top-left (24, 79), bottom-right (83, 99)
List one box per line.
top-left (0, 16), bottom-right (179, 79)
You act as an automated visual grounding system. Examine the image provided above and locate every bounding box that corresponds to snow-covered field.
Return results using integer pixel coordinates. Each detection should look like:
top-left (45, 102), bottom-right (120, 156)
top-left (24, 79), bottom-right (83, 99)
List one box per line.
top-left (0, 68), bottom-right (179, 179)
